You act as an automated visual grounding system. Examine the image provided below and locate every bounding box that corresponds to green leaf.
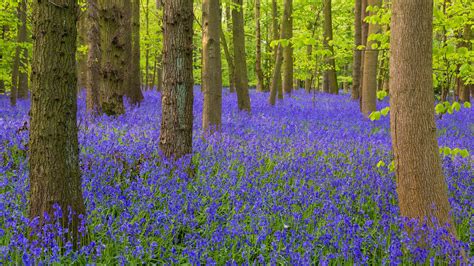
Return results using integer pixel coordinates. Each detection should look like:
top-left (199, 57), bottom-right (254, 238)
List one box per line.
top-left (463, 102), bottom-right (471, 109)
top-left (369, 111), bottom-right (381, 121)
top-left (376, 160), bottom-right (385, 168)
top-left (435, 103), bottom-right (445, 114)
top-left (380, 107), bottom-right (390, 116)
top-left (459, 149), bottom-right (469, 158)
top-left (452, 102), bottom-right (461, 112)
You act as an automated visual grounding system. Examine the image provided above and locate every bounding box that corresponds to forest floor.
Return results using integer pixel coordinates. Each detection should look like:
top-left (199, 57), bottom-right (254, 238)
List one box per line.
top-left (0, 88), bottom-right (472, 264)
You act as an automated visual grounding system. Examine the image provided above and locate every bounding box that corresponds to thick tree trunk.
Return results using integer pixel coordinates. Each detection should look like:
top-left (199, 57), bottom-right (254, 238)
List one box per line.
top-left (145, 0), bottom-right (150, 90)
top-left (29, 0), bottom-right (86, 243)
top-left (389, 0), bottom-right (456, 238)
top-left (86, 0), bottom-right (101, 114)
top-left (202, 0), bottom-right (222, 133)
top-left (361, 0), bottom-right (380, 117)
top-left (159, 0), bottom-right (194, 159)
top-left (269, 44), bottom-right (283, 105)
top-left (271, 0), bottom-right (282, 99)
top-left (351, 0), bottom-right (362, 100)
top-left (322, 0), bottom-right (338, 94)
top-left (98, 0), bottom-right (126, 116)
top-left (17, 0), bottom-right (29, 99)
top-left (220, 28), bottom-right (236, 93)
top-left (255, 0), bottom-right (264, 92)
top-left (232, 0), bottom-right (251, 111)
top-left (128, 0), bottom-right (145, 105)
top-left (282, 0), bottom-right (293, 95)
top-left (122, 0), bottom-right (134, 101)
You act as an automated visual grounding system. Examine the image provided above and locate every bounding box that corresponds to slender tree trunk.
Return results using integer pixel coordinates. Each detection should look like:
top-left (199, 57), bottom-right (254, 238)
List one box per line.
top-left (159, 0), bottom-right (194, 159)
top-left (17, 0), bottom-right (29, 99)
top-left (351, 0), bottom-right (362, 100)
top-left (123, 0), bottom-right (134, 101)
top-left (98, 0), bottom-right (126, 115)
top-left (269, 44), bottom-right (283, 105)
top-left (86, 0), bottom-right (101, 114)
top-left (128, 0), bottom-right (145, 105)
top-left (202, 0), bottom-right (222, 133)
top-left (145, 0), bottom-right (150, 90)
top-left (389, 0), bottom-right (457, 239)
top-left (11, 43), bottom-right (19, 106)
top-left (271, 0), bottom-right (283, 99)
top-left (255, 0), bottom-right (264, 92)
top-left (282, 0), bottom-right (293, 95)
top-left (359, 0), bottom-right (369, 110)
top-left (0, 26), bottom-right (5, 95)
top-left (305, 44), bottom-right (313, 93)
top-left (29, 0), bottom-right (86, 244)
top-left (361, 0), bottom-right (380, 117)
top-left (458, 24), bottom-right (472, 103)
top-left (323, 0), bottom-right (338, 94)
top-left (232, 0), bottom-right (251, 111)
top-left (220, 28), bottom-right (235, 93)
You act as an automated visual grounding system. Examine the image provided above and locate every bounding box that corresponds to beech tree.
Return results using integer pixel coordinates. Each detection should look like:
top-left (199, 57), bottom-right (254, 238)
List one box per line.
top-left (322, 0), bottom-right (338, 94)
top-left (98, 0), bottom-right (127, 115)
top-left (351, 0), bottom-right (362, 100)
top-left (281, 0), bottom-right (293, 95)
top-left (128, 0), bottom-right (144, 105)
top-left (202, 0), bottom-right (222, 133)
top-left (29, 0), bottom-right (86, 241)
top-left (361, 0), bottom-right (381, 117)
top-left (86, 0), bottom-right (101, 114)
top-left (232, 0), bottom-right (251, 111)
top-left (255, 0), bottom-right (265, 92)
top-left (159, 0), bottom-right (194, 159)
top-left (389, 0), bottom-right (456, 238)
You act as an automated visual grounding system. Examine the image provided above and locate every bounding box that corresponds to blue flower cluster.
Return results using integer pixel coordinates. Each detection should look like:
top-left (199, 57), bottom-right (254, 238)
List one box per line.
top-left (0, 89), bottom-right (472, 265)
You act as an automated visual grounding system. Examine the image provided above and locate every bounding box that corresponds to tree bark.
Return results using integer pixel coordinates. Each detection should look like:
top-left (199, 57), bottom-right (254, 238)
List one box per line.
top-left (220, 28), bottom-right (235, 93)
top-left (145, 0), bottom-right (150, 90)
top-left (77, 10), bottom-right (88, 92)
top-left (98, 0), bottom-right (126, 116)
top-left (86, 0), bottom-right (101, 114)
top-left (29, 0), bottom-right (86, 243)
top-left (351, 0), bottom-right (362, 100)
top-left (282, 0), bottom-right (293, 95)
top-left (322, 0), bottom-right (338, 94)
top-left (128, 0), bottom-right (145, 105)
top-left (269, 43), bottom-right (283, 105)
top-left (361, 0), bottom-right (380, 117)
top-left (159, 0), bottom-right (194, 159)
top-left (232, 0), bottom-right (251, 111)
top-left (17, 0), bottom-right (29, 99)
top-left (255, 0), bottom-right (264, 92)
top-left (389, 0), bottom-right (456, 238)
top-left (202, 0), bottom-right (222, 133)
top-left (458, 24), bottom-right (472, 103)
top-left (359, 0), bottom-right (369, 110)
top-left (271, 0), bottom-right (282, 99)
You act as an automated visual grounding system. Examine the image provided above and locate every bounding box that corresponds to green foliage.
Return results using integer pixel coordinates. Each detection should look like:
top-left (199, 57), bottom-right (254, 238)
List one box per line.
top-left (435, 101), bottom-right (471, 115)
top-left (369, 107), bottom-right (390, 121)
top-left (439, 146), bottom-right (470, 158)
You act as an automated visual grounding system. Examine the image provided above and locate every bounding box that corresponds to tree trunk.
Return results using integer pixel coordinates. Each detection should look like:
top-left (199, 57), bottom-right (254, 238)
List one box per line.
top-left (389, 0), bottom-right (456, 239)
top-left (360, 0), bottom-right (380, 117)
top-left (122, 0), bottom-right (134, 101)
top-left (145, 0), bottom-right (150, 90)
top-left (269, 44), bottom-right (283, 105)
top-left (29, 0), bottom-right (86, 244)
top-left (0, 26), bottom-right (5, 95)
top-left (159, 0), bottom-right (194, 159)
top-left (359, 0), bottom-right (369, 110)
top-left (255, 0), bottom-right (264, 92)
top-left (232, 0), bottom-right (251, 111)
top-left (322, 0), bottom-right (338, 94)
top-left (86, 0), bottom-right (101, 114)
top-left (220, 28), bottom-right (235, 93)
top-left (77, 10), bottom-right (88, 92)
top-left (351, 0), bottom-right (362, 100)
top-left (272, 0), bottom-right (282, 99)
top-left (128, 0), bottom-right (145, 105)
top-left (305, 44), bottom-right (313, 93)
top-left (98, 0), bottom-right (126, 116)
top-left (458, 24), bottom-right (472, 103)
top-left (17, 0), bottom-right (29, 99)
top-left (202, 0), bottom-right (222, 133)
top-left (282, 0), bottom-right (293, 95)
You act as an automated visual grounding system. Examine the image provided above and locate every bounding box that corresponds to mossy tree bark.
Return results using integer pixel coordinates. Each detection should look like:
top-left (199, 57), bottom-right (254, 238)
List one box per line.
top-left (271, 0), bottom-right (283, 99)
top-left (322, 0), bottom-right (338, 94)
top-left (202, 0), bottom-right (222, 133)
top-left (389, 0), bottom-right (457, 238)
top-left (29, 0), bottom-right (86, 243)
top-left (269, 43), bottom-right (283, 105)
top-left (282, 0), bottom-right (293, 95)
top-left (98, 0), bottom-right (126, 116)
top-left (232, 0), bottom-right (251, 111)
top-left (159, 0), bottom-right (194, 159)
